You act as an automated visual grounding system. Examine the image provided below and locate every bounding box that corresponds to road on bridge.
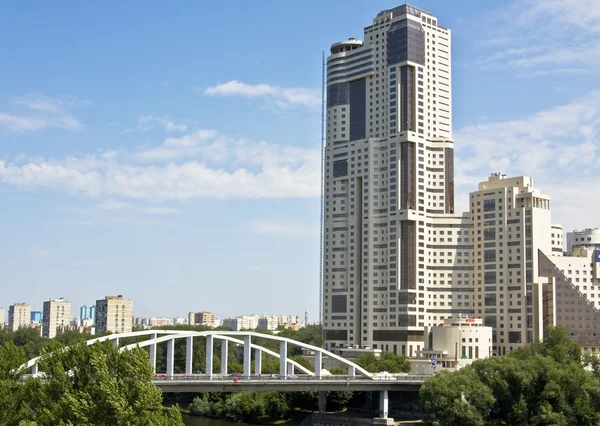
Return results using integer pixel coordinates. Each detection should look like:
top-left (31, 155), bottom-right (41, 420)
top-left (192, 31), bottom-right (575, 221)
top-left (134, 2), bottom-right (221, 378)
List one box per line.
top-left (153, 374), bottom-right (428, 393)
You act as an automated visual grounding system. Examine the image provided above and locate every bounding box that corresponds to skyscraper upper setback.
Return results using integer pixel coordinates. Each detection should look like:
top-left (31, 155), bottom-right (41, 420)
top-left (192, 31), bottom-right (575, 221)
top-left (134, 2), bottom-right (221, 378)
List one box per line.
top-left (323, 4), bottom-right (456, 355)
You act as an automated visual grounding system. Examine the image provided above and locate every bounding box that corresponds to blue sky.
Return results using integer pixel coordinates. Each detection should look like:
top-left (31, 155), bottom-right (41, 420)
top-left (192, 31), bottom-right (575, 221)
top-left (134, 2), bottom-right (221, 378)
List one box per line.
top-left (1, 0), bottom-right (600, 321)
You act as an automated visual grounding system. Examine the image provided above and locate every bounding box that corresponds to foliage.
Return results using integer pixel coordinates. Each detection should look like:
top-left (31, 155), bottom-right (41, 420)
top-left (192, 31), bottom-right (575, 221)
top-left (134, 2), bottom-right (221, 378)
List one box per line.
top-left (354, 351), bottom-right (412, 373)
top-left (328, 367), bottom-right (347, 375)
top-left (189, 395), bottom-right (211, 417)
top-left (419, 325), bottom-right (600, 426)
top-left (0, 339), bottom-right (184, 426)
top-left (263, 392), bottom-right (292, 420)
top-left (226, 392), bottom-right (265, 423)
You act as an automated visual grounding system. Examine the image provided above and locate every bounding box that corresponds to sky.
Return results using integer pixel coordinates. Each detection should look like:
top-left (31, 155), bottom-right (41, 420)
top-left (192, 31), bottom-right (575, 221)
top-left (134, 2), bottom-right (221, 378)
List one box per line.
top-left (1, 0), bottom-right (600, 321)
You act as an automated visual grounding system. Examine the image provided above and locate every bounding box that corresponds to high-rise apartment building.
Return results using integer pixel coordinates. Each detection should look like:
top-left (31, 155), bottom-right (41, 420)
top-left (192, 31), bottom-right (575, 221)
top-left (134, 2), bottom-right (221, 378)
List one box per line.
top-left (469, 174), bottom-right (565, 355)
top-left (80, 305), bottom-right (89, 322)
top-left (188, 311), bottom-right (216, 326)
top-left (89, 305), bottom-right (96, 324)
top-left (323, 4), bottom-right (456, 355)
top-left (0, 307), bottom-right (5, 325)
top-left (566, 229), bottom-right (600, 255)
top-left (42, 298), bottom-right (71, 338)
top-left (30, 311), bottom-right (43, 323)
top-left (8, 303), bottom-right (31, 331)
top-left (95, 295), bottom-right (133, 334)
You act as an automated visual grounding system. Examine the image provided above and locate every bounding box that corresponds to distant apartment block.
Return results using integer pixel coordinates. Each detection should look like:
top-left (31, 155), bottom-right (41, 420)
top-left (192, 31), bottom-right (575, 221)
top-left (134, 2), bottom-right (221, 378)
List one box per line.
top-left (188, 311), bottom-right (216, 326)
top-left (43, 298), bottom-right (71, 338)
top-left (30, 311), bottom-right (43, 323)
top-left (95, 295), bottom-right (133, 334)
top-left (0, 307), bottom-right (5, 326)
top-left (567, 229), bottom-right (600, 255)
top-left (79, 304), bottom-right (96, 325)
top-left (223, 314), bottom-right (300, 331)
top-left (9, 303), bottom-right (31, 331)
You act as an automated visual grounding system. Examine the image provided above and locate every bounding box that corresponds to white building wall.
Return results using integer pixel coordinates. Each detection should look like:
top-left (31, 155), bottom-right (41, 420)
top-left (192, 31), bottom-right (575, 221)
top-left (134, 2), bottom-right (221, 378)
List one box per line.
top-left (567, 229), bottom-right (600, 255)
top-left (42, 299), bottom-right (71, 338)
top-left (9, 303), bottom-right (31, 331)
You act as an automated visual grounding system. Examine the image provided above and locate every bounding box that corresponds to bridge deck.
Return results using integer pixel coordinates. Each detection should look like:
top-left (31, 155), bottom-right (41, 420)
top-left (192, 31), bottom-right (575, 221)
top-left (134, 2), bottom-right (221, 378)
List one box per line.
top-left (153, 374), bottom-right (426, 392)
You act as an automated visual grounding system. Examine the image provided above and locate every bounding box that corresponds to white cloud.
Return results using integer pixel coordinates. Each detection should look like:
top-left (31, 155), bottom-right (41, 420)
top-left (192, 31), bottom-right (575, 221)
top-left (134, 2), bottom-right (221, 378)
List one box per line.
top-left (98, 200), bottom-right (132, 210)
top-left (138, 115), bottom-right (188, 133)
top-left (203, 80), bottom-right (320, 108)
top-left (247, 219), bottom-right (319, 236)
top-left (0, 129), bottom-right (321, 201)
top-left (0, 94), bottom-right (87, 132)
top-left (475, 0), bottom-right (600, 74)
top-left (144, 207), bottom-right (181, 215)
top-left (72, 259), bottom-right (100, 267)
top-left (454, 90), bottom-right (600, 232)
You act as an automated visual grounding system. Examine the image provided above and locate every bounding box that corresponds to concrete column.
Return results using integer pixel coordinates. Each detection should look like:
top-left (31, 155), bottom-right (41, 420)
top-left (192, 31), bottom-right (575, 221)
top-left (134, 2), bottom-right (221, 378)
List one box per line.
top-left (206, 335), bottom-right (213, 379)
top-left (185, 336), bottom-right (193, 375)
top-left (220, 340), bottom-right (228, 375)
top-left (166, 338), bottom-right (175, 378)
top-left (243, 335), bottom-right (251, 378)
top-left (279, 341), bottom-right (287, 378)
top-left (254, 349), bottom-right (262, 375)
top-left (318, 391), bottom-right (327, 414)
top-left (314, 351), bottom-right (322, 378)
top-left (287, 362), bottom-right (294, 376)
top-left (149, 333), bottom-right (157, 373)
top-left (32, 363), bottom-right (38, 375)
top-left (112, 337), bottom-right (119, 349)
top-left (379, 390), bottom-right (389, 418)
top-left (348, 365), bottom-right (356, 378)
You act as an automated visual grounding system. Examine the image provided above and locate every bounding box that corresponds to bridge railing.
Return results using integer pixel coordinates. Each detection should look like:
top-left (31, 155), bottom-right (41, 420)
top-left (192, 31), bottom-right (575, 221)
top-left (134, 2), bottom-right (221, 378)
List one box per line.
top-left (152, 374), bottom-right (430, 383)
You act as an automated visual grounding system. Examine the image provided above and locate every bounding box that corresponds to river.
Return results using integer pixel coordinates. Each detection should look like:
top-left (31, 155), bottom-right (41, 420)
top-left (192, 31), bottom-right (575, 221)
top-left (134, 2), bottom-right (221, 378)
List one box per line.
top-left (181, 414), bottom-right (251, 426)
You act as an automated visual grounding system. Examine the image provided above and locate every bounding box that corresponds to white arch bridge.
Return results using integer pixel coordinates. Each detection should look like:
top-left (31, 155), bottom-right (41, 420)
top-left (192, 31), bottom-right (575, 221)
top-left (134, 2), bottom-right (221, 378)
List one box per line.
top-left (23, 330), bottom-right (427, 417)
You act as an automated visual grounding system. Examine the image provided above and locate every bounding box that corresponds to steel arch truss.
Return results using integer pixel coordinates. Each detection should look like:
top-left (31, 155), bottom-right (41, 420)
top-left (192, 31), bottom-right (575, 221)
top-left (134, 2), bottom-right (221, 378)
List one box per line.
top-left (22, 330), bottom-right (373, 379)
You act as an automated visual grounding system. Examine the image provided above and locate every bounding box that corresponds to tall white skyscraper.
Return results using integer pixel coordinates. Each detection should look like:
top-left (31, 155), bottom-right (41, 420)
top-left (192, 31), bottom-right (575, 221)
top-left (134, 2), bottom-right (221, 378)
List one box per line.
top-left (323, 4), bottom-right (456, 355)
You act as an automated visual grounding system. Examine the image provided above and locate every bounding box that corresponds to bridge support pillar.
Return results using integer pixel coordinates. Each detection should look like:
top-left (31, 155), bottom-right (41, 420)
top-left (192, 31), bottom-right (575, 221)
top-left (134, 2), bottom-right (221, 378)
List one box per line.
top-left (220, 340), bottom-right (228, 375)
top-left (32, 363), bottom-right (38, 375)
top-left (287, 362), bottom-right (294, 377)
top-left (318, 391), bottom-right (327, 414)
top-left (254, 349), bottom-right (261, 375)
top-left (149, 333), bottom-right (157, 373)
top-left (112, 337), bottom-right (119, 349)
top-left (379, 390), bottom-right (389, 419)
top-left (206, 335), bottom-right (213, 379)
top-left (185, 336), bottom-right (193, 375)
top-left (348, 365), bottom-right (355, 378)
top-left (314, 351), bottom-right (322, 378)
top-left (243, 335), bottom-right (251, 378)
top-left (166, 338), bottom-right (175, 378)
top-left (279, 342), bottom-right (287, 378)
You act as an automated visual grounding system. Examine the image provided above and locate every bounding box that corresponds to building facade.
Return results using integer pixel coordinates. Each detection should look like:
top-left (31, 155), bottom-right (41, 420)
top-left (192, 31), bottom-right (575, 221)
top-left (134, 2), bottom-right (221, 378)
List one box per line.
top-left (95, 295), bottom-right (133, 334)
top-left (188, 311), bottom-right (216, 326)
top-left (322, 4), bottom-right (458, 356)
top-left (0, 307), bottom-right (5, 326)
top-left (8, 303), bottom-right (31, 331)
top-left (30, 311), bottom-right (43, 323)
top-left (567, 229), bottom-right (600, 255)
top-left (42, 298), bottom-right (71, 338)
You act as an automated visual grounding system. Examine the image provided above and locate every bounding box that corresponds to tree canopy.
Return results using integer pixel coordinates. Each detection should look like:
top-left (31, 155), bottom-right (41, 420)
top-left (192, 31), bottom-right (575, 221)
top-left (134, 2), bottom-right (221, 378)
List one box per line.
top-left (0, 340), bottom-right (183, 426)
top-left (354, 352), bottom-right (412, 373)
top-left (419, 326), bottom-right (600, 426)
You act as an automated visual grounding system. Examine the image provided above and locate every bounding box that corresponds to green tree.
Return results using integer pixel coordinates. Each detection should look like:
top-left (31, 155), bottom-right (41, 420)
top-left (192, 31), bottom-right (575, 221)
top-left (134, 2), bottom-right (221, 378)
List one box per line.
top-left (420, 368), bottom-right (494, 426)
top-left (189, 395), bottom-right (211, 417)
top-left (354, 352), bottom-right (411, 373)
top-left (263, 392), bottom-right (291, 420)
top-left (13, 340), bottom-right (184, 426)
top-left (225, 393), bottom-right (264, 423)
